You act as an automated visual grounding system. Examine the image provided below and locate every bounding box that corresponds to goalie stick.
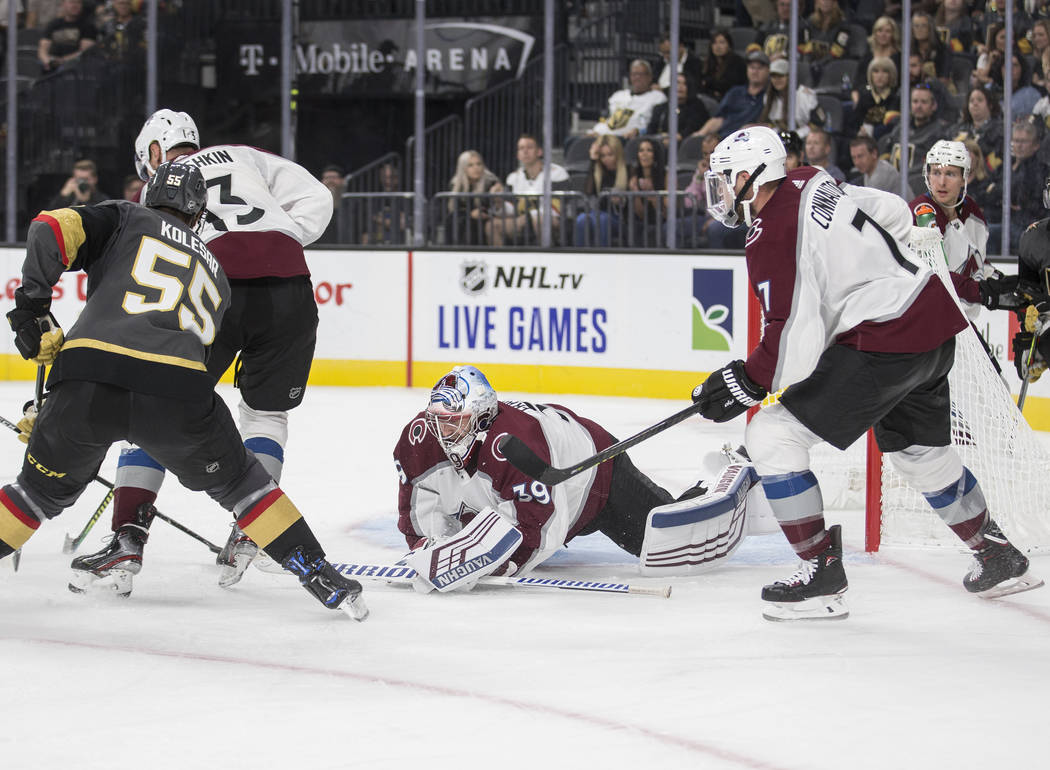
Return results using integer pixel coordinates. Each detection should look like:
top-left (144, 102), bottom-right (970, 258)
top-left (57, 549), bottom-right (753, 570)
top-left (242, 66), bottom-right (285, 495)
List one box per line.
top-left (0, 413), bottom-right (221, 555)
top-left (330, 563), bottom-right (672, 598)
top-left (500, 400), bottom-right (706, 486)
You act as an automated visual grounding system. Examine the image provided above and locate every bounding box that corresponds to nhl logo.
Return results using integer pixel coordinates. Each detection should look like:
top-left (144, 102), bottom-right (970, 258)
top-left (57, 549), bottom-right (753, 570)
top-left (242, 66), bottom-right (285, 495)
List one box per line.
top-left (460, 261), bottom-right (488, 295)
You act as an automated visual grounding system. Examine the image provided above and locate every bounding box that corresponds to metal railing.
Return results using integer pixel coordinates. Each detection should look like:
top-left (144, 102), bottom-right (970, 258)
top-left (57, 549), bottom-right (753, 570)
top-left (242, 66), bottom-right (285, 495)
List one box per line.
top-left (404, 115), bottom-right (463, 198)
top-left (334, 192), bottom-right (416, 246)
top-left (344, 152), bottom-right (402, 194)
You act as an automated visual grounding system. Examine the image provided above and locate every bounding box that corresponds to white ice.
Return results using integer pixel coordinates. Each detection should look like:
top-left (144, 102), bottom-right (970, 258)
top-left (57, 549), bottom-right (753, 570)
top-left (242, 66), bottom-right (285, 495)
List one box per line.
top-left (1, 382), bottom-right (1048, 770)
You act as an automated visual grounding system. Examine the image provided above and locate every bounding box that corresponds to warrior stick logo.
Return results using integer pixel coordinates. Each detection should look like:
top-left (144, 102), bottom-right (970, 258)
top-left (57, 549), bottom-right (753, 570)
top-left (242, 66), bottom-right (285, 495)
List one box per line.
top-left (691, 269), bottom-right (733, 351)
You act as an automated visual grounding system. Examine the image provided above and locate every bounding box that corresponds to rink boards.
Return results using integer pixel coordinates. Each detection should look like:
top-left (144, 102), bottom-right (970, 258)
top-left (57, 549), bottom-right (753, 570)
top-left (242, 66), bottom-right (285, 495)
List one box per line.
top-left (1, 246), bottom-right (1047, 429)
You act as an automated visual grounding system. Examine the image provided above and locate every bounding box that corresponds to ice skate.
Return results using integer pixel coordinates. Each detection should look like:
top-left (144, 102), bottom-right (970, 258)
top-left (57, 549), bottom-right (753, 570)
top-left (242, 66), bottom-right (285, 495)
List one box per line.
top-left (216, 524), bottom-right (259, 588)
top-left (761, 524), bottom-right (849, 621)
top-left (282, 547), bottom-right (368, 621)
top-left (68, 505), bottom-right (154, 598)
top-left (964, 521), bottom-right (1044, 598)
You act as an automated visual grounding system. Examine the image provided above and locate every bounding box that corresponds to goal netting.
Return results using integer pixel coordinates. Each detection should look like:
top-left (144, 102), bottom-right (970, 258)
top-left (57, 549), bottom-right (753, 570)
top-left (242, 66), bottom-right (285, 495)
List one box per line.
top-left (760, 226), bottom-right (1050, 552)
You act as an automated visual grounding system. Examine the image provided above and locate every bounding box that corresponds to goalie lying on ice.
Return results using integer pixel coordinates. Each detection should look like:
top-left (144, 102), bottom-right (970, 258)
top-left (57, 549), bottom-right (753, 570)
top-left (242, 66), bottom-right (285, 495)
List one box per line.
top-left (393, 365), bottom-right (763, 592)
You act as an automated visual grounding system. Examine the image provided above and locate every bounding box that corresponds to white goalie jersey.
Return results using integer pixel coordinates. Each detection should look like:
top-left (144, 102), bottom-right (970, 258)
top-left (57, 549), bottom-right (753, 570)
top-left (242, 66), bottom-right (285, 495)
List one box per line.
top-left (742, 167), bottom-right (967, 392)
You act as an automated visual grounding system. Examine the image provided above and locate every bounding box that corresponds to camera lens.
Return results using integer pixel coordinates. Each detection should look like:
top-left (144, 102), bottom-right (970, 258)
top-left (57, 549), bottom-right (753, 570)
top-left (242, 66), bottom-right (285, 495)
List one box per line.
top-left (76, 179), bottom-right (89, 193)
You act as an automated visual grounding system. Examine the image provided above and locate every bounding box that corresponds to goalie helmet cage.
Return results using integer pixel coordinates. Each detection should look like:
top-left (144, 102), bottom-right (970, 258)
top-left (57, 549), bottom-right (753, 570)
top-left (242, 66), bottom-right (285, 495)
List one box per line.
top-left (746, 226), bottom-right (1050, 554)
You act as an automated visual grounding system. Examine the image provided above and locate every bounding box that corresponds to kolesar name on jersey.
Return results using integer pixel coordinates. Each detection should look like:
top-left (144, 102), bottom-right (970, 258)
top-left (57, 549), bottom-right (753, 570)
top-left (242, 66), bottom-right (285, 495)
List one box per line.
top-left (159, 222), bottom-right (220, 278)
top-left (808, 178), bottom-right (845, 231)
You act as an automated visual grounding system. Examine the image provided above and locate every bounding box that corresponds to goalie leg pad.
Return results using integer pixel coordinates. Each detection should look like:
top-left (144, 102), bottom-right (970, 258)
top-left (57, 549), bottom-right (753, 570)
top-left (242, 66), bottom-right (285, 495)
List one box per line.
top-left (405, 508), bottom-right (523, 592)
top-left (639, 463), bottom-right (756, 575)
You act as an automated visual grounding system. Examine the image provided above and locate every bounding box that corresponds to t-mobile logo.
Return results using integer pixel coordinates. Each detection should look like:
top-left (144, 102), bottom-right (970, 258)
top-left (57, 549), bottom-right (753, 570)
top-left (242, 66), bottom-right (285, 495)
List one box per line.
top-left (240, 45), bottom-right (265, 76)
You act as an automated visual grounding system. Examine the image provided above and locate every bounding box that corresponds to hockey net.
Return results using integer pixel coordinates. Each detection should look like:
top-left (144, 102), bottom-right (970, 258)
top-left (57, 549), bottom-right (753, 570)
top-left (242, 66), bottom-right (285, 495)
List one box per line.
top-left (756, 226), bottom-right (1050, 552)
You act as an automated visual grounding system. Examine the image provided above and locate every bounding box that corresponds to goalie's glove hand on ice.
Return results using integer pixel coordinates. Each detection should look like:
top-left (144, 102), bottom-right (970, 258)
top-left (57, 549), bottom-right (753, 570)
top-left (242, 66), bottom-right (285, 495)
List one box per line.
top-left (6, 287), bottom-right (63, 365)
top-left (16, 399), bottom-right (41, 444)
top-left (692, 360), bottom-right (766, 423)
top-left (1013, 330), bottom-right (1048, 382)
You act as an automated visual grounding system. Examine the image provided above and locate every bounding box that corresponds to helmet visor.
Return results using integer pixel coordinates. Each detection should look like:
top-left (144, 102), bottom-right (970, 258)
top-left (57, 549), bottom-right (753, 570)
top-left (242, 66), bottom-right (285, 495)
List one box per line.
top-left (705, 170), bottom-right (740, 228)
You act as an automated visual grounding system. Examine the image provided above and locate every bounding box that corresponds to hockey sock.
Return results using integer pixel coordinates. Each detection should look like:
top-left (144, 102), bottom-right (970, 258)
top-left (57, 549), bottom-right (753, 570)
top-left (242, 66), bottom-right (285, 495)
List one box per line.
top-left (921, 467), bottom-right (990, 549)
top-left (235, 488), bottom-right (321, 564)
top-left (113, 447), bottom-right (165, 530)
top-left (0, 485), bottom-right (43, 554)
top-left (243, 437), bottom-right (284, 483)
top-left (761, 470), bottom-right (830, 559)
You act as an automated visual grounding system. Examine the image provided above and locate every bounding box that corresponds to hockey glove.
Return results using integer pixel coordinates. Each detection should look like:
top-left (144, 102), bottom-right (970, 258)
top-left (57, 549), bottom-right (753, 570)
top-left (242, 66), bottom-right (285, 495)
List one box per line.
top-left (16, 399), bottom-right (41, 445)
top-left (1012, 331), bottom-right (1047, 382)
top-left (978, 273), bottom-right (1026, 311)
top-left (692, 360), bottom-right (767, 423)
top-left (6, 288), bottom-right (63, 365)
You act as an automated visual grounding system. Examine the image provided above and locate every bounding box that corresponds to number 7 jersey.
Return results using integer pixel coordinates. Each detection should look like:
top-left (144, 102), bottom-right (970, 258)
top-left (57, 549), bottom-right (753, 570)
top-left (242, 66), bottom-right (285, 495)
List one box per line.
top-left (742, 166), bottom-right (967, 392)
top-left (179, 144), bottom-right (334, 279)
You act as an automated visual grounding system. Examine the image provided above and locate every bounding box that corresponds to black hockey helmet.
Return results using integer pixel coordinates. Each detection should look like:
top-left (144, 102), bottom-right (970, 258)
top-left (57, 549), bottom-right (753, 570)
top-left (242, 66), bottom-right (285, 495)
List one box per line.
top-left (143, 160), bottom-right (208, 218)
top-left (777, 129), bottom-right (802, 156)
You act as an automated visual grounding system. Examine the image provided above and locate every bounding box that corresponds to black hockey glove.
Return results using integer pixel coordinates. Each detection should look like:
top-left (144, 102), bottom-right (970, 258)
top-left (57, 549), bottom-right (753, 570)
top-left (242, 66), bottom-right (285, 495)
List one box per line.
top-left (978, 273), bottom-right (1025, 311)
top-left (692, 360), bottom-right (767, 423)
top-left (6, 287), bottom-right (63, 365)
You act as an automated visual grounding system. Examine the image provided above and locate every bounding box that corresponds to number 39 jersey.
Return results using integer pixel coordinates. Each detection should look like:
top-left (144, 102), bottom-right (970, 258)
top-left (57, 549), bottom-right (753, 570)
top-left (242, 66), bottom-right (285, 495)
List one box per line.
top-left (180, 144), bottom-right (334, 280)
top-left (23, 200), bottom-right (230, 401)
top-left (743, 166), bottom-right (967, 392)
top-left (393, 401), bottom-right (616, 575)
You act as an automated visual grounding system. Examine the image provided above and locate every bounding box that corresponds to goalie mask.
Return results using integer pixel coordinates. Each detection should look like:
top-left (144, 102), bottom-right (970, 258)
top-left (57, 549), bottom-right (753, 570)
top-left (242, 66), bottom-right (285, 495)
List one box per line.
top-left (134, 109), bottom-right (200, 181)
top-left (705, 126), bottom-right (787, 228)
top-left (923, 139), bottom-right (970, 209)
top-left (426, 365), bottom-right (498, 469)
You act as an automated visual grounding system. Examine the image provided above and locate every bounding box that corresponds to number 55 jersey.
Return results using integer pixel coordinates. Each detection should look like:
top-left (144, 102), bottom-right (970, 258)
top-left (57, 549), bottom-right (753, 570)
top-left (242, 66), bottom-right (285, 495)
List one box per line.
top-left (24, 200), bottom-right (230, 401)
top-left (393, 400), bottom-right (617, 575)
top-left (180, 144), bottom-right (333, 279)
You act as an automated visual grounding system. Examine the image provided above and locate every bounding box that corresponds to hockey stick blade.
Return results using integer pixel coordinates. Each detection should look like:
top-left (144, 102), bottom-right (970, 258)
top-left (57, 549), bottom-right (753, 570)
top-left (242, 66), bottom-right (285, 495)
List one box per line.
top-left (500, 400), bottom-right (706, 486)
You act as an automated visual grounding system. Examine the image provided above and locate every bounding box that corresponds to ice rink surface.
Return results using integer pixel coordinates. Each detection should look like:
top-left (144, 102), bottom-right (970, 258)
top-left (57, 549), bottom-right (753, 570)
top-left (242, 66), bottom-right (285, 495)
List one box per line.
top-left (1, 382), bottom-right (1048, 770)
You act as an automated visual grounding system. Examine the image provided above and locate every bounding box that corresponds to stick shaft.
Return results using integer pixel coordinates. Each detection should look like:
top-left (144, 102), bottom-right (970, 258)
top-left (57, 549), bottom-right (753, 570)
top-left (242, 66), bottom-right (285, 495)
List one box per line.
top-left (331, 563), bottom-right (671, 598)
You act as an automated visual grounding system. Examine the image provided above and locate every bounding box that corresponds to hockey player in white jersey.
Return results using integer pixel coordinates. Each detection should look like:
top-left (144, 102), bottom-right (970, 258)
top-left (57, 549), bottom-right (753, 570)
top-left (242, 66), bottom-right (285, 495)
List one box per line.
top-left (70, 109), bottom-right (333, 595)
top-left (393, 366), bottom-right (753, 592)
top-left (693, 126), bottom-right (1041, 620)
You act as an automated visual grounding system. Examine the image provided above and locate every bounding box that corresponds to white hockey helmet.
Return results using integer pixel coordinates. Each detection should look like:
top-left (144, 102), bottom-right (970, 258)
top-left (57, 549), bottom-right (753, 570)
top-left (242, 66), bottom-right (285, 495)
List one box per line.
top-left (425, 365), bottom-right (499, 470)
top-left (923, 139), bottom-right (970, 207)
top-left (705, 126), bottom-right (787, 228)
top-left (133, 109), bottom-right (200, 181)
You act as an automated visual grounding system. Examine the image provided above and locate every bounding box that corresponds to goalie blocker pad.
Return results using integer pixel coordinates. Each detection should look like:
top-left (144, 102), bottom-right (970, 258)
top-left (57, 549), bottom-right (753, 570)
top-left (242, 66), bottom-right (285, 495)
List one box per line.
top-left (639, 463), bottom-right (757, 575)
top-left (405, 508), bottom-right (523, 592)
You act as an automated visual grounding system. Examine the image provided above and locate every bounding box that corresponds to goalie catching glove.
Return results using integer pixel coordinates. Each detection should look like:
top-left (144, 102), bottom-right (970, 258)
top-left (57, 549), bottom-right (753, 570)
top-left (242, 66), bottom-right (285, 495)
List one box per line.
top-left (692, 360), bottom-right (767, 423)
top-left (6, 287), bottom-right (63, 365)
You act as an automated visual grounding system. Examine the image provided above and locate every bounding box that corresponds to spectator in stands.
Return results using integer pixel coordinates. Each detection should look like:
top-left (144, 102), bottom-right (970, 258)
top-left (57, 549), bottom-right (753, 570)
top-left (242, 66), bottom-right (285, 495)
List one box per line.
top-left (998, 51), bottom-right (1041, 118)
top-left (647, 73), bottom-right (709, 144)
top-left (973, 23), bottom-right (1006, 89)
top-left (804, 127), bottom-right (846, 182)
top-left (121, 173), bottom-right (143, 201)
top-left (697, 50), bottom-right (771, 139)
top-left (316, 164), bottom-right (345, 244)
top-left (95, 0), bottom-right (142, 60)
top-left (488, 133), bottom-right (569, 247)
top-left (849, 57), bottom-right (901, 140)
top-left (952, 86), bottom-right (1004, 173)
top-left (364, 161), bottom-right (408, 245)
top-left (853, 16), bottom-right (902, 104)
top-left (1030, 19), bottom-right (1050, 92)
top-left (880, 83), bottom-right (951, 193)
top-left (574, 135), bottom-right (627, 247)
top-left (699, 28), bottom-right (747, 103)
top-left (0, 2), bottom-right (25, 39)
top-left (800, 0), bottom-right (853, 84)
top-left (759, 56), bottom-right (823, 138)
top-left (47, 158), bottom-right (108, 208)
top-left (589, 59), bottom-right (666, 141)
top-left (964, 139), bottom-right (1000, 236)
top-left (1005, 119), bottom-right (1049, 249)
top-left (936, 0), bottom-right (977, 53)
top-left (760, 0), bottom-right (811, 62)
top-left (736, 0), bottom-right (776, 27)
top-left (912, 11), bottom-right (951, 82)
top-left (26, 0), bottom-right (62, 29)
top-left (654, 35), bottom-right (702, 95)
top-left (850, 134), bottom-right (914, 198)
top-left (679, 152), bottom-right (711, 248)
top-left (445, 150), bottom-right (503, 247)
top-left (626, 137), bottom-right (666, 247)
top-left (37, 0), bottom-right (95, 72)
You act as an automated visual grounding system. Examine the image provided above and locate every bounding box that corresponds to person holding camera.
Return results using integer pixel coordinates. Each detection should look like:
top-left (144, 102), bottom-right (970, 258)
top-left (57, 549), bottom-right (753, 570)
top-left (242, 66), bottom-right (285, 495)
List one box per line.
top-left (48, 158), bottom-right (110, 208)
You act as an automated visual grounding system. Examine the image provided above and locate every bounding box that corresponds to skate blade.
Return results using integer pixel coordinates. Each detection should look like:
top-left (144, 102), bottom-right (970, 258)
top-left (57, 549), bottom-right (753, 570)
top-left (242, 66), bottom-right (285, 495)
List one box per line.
top-left (763, 594), bottom-right (849, 622)
top-left (68, 568), bottom-right (134, 598)
top-left (341, 592), bottom-right (369, 622)
top-left (977, 571), bottom-right (1045, 599)
top-left (217, 551), bottom-right (257, 588)
top-left (252, 553), bottom-right (285, 574)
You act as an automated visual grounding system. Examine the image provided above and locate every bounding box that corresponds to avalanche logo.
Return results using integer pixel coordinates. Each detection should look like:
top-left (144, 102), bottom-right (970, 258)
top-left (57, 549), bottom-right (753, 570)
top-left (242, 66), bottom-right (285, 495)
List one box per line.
top-left (691, 269), bottom-right (733, 351)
